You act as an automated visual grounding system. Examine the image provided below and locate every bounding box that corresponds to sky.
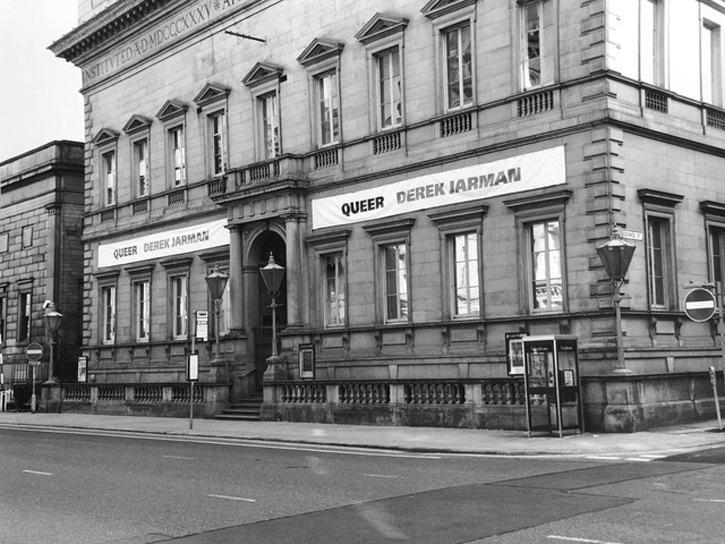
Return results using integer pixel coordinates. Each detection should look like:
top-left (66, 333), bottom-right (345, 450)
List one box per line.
top-left (0, 0), bottom-right (84, 164)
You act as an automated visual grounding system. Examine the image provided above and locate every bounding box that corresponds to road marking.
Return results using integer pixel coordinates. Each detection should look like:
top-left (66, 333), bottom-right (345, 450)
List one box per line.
top-left (694, 498), bottom-right (725, 503)
top-left (585, 456), bottom-right (621, 461)
top-left (23, 470), bottom-right (53, 476)
top-left (209, 494), bottom-right (256, 503)
top-left (364, 473), bottom-right (400, 479)
top-left (162, 455), bottom-right (195, 460)
top-left (548, 536), bottom-right (624, 544)
top-left (624, 457), bottom-right (651, 462)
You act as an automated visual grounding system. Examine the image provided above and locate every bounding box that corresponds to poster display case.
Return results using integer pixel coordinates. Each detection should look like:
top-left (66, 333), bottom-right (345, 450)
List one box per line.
top-left (522, 335), bottom-right (582, 437)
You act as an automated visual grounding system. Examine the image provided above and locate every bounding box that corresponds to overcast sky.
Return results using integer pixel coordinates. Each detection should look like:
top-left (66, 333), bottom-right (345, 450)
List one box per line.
top-left (0, 0), bottom-right (84, 164)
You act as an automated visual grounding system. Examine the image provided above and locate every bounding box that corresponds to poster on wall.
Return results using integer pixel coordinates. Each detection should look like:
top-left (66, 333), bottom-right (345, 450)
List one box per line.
top-left (311, 146), bottom-right (566, 229)
top-left (298, 343), bottom-right (315, 379)
top-left (97, 219), bottom-right (230, 268)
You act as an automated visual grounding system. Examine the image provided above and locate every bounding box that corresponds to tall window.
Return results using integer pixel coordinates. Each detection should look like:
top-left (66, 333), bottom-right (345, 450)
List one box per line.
top-left (101, 286), bottom-right (116, 344)
top-left (260, 92), bottom-right (280, 159)
top-left (376, 47), bottom-right (402, 129)
top-left (647, 216), bottom-right (672, 308)
top-left (0, 295), bottom-right (6, 345)
top-left (384, 242), bottom-right (409, 322)
top-left (529, 219), bottom-right (563, 311)
top-left (210, 111), bottom-right (226, 176)
top-left (133, 139), bottom-right (149, 197)
top-left (171, 275), bottom-right (188, 339)
top-left (324, 253), bottom-right (346, 328)
top-left (169, 126), bottom-right (186, 186)
top-left (641, 0), bottom-right (665, 86)
top-left (452, 232), bottom-right (480, 317)
top-left (102, 150), bottom-right (116, 206)
top-left (521, 0), bottom-right (554, 89)
top-left (134, 280), bottom-right (150, 341)
top-left (703, 21), bottom-right (723, 106)
top-left (18, 291), bottom-right (31, 342)
top-left (317, 71), bottom-right (340, 146)
top-left (709, 225), bottom-right (725, 284)
top-left (444, 23), bottom-right (472, 110)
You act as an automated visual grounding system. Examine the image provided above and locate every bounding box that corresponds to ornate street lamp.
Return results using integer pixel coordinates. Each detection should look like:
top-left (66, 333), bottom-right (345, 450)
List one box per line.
top-left (596, 225), bottom-right (636, 374)
top-left (43, 301), bottom-right (63, 382)
top-left (205, 265), bottom-right (229, 361)
top-left (259, 252), bottom-right (285, 362)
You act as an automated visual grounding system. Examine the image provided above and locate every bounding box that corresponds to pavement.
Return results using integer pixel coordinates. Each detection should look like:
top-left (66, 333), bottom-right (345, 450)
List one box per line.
top-left (2, 411), bottom-right (725, 458)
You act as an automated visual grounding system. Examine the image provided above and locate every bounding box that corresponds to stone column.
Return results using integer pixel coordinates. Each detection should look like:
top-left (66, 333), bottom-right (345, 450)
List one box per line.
top-left (228, 225), bottom-right (244, 332)
top-left (284, 214), bottom-right (302, 328)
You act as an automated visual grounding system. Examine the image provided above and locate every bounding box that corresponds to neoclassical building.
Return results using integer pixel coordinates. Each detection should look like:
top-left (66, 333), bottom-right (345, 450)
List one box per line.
top-left (49, 0), bottom-right (725, 430)
top-left (0, 141), bottom-right (85, 385)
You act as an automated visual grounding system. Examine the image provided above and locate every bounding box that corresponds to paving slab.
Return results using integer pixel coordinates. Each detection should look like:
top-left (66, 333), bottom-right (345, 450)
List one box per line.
top-left (1, 411), bottom-right (724, 457)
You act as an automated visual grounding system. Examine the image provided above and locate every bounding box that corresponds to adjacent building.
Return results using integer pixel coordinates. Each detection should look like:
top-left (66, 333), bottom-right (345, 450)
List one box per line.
top-left (48, 0), bottom-right (725, 430)
top-left (0, 141), bottom-right (85, 385)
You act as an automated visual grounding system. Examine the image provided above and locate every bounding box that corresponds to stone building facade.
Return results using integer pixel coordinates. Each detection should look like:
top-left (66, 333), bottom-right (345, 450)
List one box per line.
top-left (0, 141), bottom-right (85, 383)
top-left (48, 0), bottom-right (725, 429)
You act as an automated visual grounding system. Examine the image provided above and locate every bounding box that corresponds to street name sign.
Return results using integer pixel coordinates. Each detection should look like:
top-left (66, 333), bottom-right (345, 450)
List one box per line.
top-left (683, 288), bottom-right (718, 322)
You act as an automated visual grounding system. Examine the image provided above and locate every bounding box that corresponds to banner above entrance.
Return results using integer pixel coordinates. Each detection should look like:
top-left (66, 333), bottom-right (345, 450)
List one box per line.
top-left (98, 219), bottom-right (229, 268)
top-left (311, 146), bottom-right (566, 230)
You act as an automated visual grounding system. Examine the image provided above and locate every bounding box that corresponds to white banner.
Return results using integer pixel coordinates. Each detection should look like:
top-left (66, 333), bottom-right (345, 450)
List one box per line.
top-left (98, 219), bottom-right (229, 268)
top-left (311, 146), bottom-right (566, 229)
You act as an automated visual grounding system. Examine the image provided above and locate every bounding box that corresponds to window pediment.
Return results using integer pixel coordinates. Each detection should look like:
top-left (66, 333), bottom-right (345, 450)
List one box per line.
top-left (638, 189), bottom-right (684, 208)
top-left (92, 128), bottom-right (120, 146)
top-left (242, 62), bottom-right (284, 88)
top-left (421, 0), bottom-right (477, 19)
top-left (193, 83), bottom-right (231, 108)
top-left (297, 38), bottom-right (345, 67)
top-left (156, 100), bottom-right (188, 122)
top-left (355, 13), bottom-right (409, 45)
top-left (503, 189), bottom-right (572, 212)
top-left (122, 114), bottom-right (152, 135)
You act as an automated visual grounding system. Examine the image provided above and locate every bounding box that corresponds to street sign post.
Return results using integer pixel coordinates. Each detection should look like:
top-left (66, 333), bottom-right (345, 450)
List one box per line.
top-left (683, 288), bottom-right (717, 322)
top-left (26, 342), bottom-right (43, 413)
top-left (684, 282), bottom-right (724, 430)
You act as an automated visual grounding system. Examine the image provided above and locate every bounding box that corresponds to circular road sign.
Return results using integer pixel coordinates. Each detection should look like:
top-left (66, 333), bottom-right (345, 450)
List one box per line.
top-left (26, 341), bottom-right (43, 362)
top-left (683, 288), bottom-right (718, 322)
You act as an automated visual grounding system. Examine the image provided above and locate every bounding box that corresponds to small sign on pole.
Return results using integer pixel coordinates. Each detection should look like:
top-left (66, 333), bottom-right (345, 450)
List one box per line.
top-left (195, 310), bottom-right (209, 342)
top-left (187, 352), bottom-right (199, 430)
top-left (26, 342), bottom-right (43, 366)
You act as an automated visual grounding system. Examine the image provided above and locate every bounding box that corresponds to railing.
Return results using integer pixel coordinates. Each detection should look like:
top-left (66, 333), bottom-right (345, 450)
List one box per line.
top-left (100, 209), bottom-right (115, 223)
top-left (339, 383), bottom-right (390, 404)
top-left (373, 131), bottom-right (402, 154)
top-left (439, 111), bottom-right (472, 137)
top-left (1, 360), bottom-right (49, 384)
top-left (282, 383), bottom-right (327, 403)
top-left (167, 188), bottom-right (186, 207)
top-left (132, 200), bottom-right (148, 214)
top-left (644, 88), bottom-right (669, 113)
top-left (313, 148), bottom-right (339, 170)
top-left (207, 176), bottom-right (227, 196)
top-left (706, 107), bottom-right (725, 130)
top-left (404, 382), bottom-right (465, 404)
top-left (517, 89), bottom-right (554, 117)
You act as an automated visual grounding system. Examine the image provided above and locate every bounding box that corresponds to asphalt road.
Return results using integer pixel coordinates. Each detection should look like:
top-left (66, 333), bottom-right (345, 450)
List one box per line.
top-left (1, 427), bottom-right (724, 543)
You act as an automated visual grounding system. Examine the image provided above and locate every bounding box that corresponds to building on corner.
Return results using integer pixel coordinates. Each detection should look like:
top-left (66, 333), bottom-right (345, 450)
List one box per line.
top-left (48, 0), bottom-right (725, 431)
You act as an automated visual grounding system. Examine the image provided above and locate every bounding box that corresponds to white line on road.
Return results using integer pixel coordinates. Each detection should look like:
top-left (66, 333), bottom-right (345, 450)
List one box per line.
top-left (624, 457), bottom-right (651, 462)
top-left (548, 536), bottom-right (624, 544)
top-left (22, 470), bottom-right (53, 476)
top-left (694, 498), bottom-right (725, 503)
top-left (585, 456), bottom-right (622, 461)
top-left (209, 494), bottom-right (256, 502)
top-left (162, 455), bottom-right (195, 460)
top-left (363, 473), bottom-right (400, 479)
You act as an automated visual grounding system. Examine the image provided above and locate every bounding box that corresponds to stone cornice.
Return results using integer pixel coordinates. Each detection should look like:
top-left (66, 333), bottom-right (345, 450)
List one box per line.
top-left (49, 0), bottom-right (174, 63)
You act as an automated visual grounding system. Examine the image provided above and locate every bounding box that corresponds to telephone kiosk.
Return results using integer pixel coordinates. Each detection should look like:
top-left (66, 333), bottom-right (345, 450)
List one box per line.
top-left (522, 335), bottom-right (582, 437)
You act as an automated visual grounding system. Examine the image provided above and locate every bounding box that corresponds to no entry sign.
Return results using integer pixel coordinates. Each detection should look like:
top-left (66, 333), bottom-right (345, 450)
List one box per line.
top-left (26, 342), bottom-right (43, 365)
top-left (683, 288), bottom-right (718, 322)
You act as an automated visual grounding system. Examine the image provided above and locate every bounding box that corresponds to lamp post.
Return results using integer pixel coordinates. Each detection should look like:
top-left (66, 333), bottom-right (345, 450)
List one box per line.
top-left (260, 252), bottom-right (285, 379)
top-left (596, 225), bottom-right (636, 374)
top-left (205, 265), bottom-right (229, 361)
top-left (43, 302), bottom-right (63, 383)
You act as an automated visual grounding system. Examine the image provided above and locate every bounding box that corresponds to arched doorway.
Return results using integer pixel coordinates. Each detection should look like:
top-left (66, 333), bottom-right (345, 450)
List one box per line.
top-left (249, 229), bottom-right (286, 393)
